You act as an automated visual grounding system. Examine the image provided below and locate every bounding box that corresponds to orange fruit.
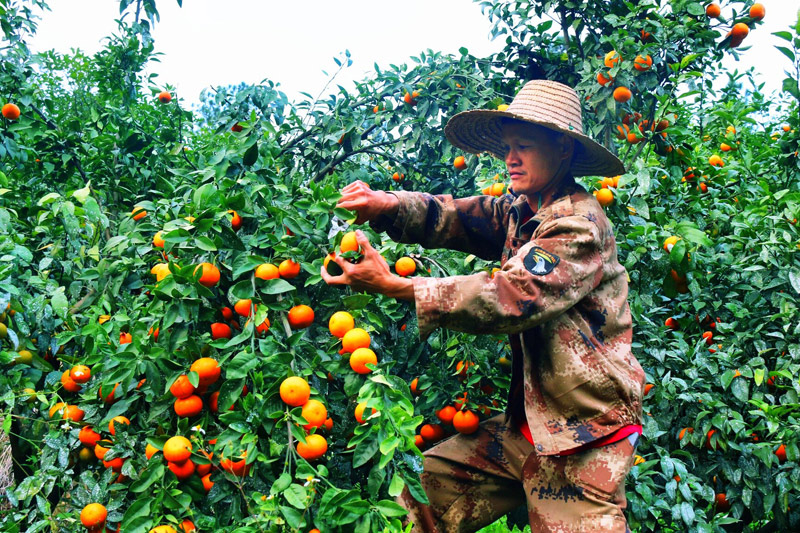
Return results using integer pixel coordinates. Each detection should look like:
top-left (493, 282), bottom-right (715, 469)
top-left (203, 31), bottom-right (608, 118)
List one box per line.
top-left (174, 395), bottom-right (203, 417)
top-left (163, 436), bottom-right (193, 463)
top-left (410, 377), bottom-right (420, 396)
top-left (153, 231), bottom-right (165, 248)
top-left (119, 332), bottom-right (132, 345)
top-left (148, 326), bottom-right (159, 340)
top-left (749, 3), bottom-right (765, 21)
top-left (420, 423), bottom-right (444, 442)
top-left (79, 426), bottom-right (102, 448)
top-left (633, 55), bottom-right (652, 71)
top-left (403, 91), bottom-right (419, 105)
top-left (231, 123), bottom-right (243, 132)
top-left (395, 256), bottom-right (416, 277)
top-left (179, 519), bottom-right (196, 533)
top-left (709, 154), bottom-right (724, 167)
top-left (145, 443), bottom-right (160, 460)
top-left (194, 262), bottom-right (221, 287)
top-left (663, 236), bottom-right (679, 252)
top-left (131, 206), bottom-right (147, 220)
top-left (678, 427), bottom-right (694, 440)
top-left (61, 370), bottom-right (82, 393)
top-left (190, 357), bottom-right (221, 387)
top-left (436, 405), bottom-right (457, 425)
top-left (720, 142), bottom-right (731, 152)
top-left (613, 86), bottom-right (632, 103)
top-left (158, 91), bottom-right (172, 103)
top-left (323, 417), bottom-right (333, 432)
top-left (341, 327), bottom-right (370, 353)
top-left (297, 433), bottom-right (328, 461)
top-left (150, 262), bottom-right (170, 282)
top-left (247, 317), bottom-right (270, 336)
top-left (280, 376), bottom-right (311, 407)
top-left (201, 472), bottom-right (214, 492)
top-left (715, 493), bottom-right (731, 513)
top-left (453, 156), bottom-right (467, 171)
top-left (69, 364), bottom-right (91, 383)
top-left (644, 383), bottom-right (654, 396)
top-left (151, 526), bottom-right (178, 533)
top-left (80, 503), bottom-right (107, 528)
top-left (2, 102), bottom-right (21, 120)
top-left (221, 306), bottom-right (234, 320)
top-left (355, 402), bottom-right (376, 423)
top-left (278, 259), bottom-right (301, 279)
top-left (210, 322), bottom-right (232, 340)
top-left (168, 458), bottom-right (196, 480)
top-left (255, 263), bottom-right (279, 280)
top-left (288, 304), bottom-right (315, 329)
top-left (775, 443), bottom-right (787, 463)
top-left (350, 347), bottom-right (377, 374)
top-left (597, 71), bottom-right (614, 86)
top-left (170, 375), bottom-right (196, 399)
top-left (414, 435), bottom-right (425, 449)
top-left (392, 171), bottom-right (402, 181)
top-left (328, 311), bottom-right (355, 338)
top-left (99, 383), bottom-right (119, 404)
top-left (340, 231), bottom-right (359, 254)
top-left (595, 188), bottom-right (614, 207)
top-left (730, 22), bottom-right (749, 41)
top-left (453, 409), bottom-right (480, 434)
top-left (490, 182), bottom-right (505, 196)
top-left (301, 399), bottom-right (328, 429)
top-left (234, 299), bottom-right (255, 317)
top-left (706, 3), bottom-right (721, 18)
top-left (665, 317), bottom-right (679, 330)
top-left (109, 416), bottom-right (130, 436)
top-left (227, 209), bottom-right (242, 231)
top-left (604, 50), bottom-right (621, 68)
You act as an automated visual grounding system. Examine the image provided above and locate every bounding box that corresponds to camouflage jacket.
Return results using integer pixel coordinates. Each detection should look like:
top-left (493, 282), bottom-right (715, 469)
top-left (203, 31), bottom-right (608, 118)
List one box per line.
top-left (371, 177), bottom-right (645, 455)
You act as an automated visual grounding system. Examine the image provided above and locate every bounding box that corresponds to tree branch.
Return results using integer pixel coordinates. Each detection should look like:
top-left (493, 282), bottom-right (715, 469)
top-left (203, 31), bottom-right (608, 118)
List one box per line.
top-left (311, 139), bottom-right (398, 183)
top-left (69, 288), bottom-right (96, 315)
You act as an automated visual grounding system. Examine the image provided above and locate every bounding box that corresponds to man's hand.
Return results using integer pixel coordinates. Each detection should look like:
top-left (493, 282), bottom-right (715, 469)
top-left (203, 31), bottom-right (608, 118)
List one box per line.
top-left (320, 230), bottom-right (415, 301)
top-left (336, 180), bottom-right (400, 225)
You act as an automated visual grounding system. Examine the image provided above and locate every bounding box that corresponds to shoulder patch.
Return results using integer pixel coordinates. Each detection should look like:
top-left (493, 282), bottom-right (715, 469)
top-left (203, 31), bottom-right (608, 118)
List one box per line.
top-left (523, 246), bottom-right (560, 276)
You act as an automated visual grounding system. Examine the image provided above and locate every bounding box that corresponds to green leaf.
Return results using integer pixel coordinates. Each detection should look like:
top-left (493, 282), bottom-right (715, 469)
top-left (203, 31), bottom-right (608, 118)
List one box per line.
top-left (375, 500), bottom-right (408, 518)
top-left (130, 461), bottom-right (164, 493)
top-left (242, 142), bottom-right (259, 166)
top-left (283, 483), bottom-right (308, 509)
top-left (388, 474), bottom-right (405, 497)
top-left (50, 289), bottom-right (69, 320)
top-left (226, 351), bottom-right (257, 380)
top-left (776, 46), bottom-right (795, 62)
top-left (121, 498), bottom-right (151, 529)
top-left (72, 183), bottom-right (91, 204)
top-left (195, 236), bottom-right (217, 251)
top-left (261, 279), bottom-right (296, 295)
top-left (271, 472), bottom-right (292, 495)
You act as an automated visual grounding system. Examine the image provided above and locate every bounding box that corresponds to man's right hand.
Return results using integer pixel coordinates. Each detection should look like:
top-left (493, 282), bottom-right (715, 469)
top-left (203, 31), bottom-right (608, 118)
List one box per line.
top-left (336, 180), bottom-right (400, 224)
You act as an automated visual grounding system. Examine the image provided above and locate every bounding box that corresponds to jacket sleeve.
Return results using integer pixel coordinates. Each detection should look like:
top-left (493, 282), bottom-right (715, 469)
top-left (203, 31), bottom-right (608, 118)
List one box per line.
top-left (412, 213), bottom-right (605, 339)
top-left (369, 190), bottom-right (513, 261)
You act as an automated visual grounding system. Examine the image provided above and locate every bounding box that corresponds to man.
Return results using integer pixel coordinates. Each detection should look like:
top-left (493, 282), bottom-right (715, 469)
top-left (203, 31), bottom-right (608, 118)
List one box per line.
top-left (320, 80), bottom-right (645, 532)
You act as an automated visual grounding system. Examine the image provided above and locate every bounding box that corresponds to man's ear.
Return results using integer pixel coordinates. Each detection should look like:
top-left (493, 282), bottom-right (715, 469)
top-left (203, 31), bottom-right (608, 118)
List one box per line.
top-left (559, 135), bottom-right (575, 161)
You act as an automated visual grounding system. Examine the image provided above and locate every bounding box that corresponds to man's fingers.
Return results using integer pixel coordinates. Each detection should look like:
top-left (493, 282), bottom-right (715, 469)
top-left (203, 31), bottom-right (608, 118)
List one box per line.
top-left (320, 264), bottom-right (348, 286)
top-left (355, 230), bottom-right (376, 256)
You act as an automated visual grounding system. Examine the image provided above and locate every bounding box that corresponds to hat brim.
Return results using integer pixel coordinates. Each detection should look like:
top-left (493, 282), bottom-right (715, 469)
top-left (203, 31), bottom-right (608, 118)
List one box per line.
top-left (444, 110), bottom-right (625, 178)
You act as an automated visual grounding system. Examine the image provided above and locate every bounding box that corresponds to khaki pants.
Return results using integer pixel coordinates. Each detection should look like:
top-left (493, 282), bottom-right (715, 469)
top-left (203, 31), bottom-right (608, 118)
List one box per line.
top-left (399, 415), bottom-right (636, 533)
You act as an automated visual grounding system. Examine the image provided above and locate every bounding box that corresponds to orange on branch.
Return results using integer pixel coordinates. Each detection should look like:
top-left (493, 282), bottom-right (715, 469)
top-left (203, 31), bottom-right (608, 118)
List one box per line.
top-left (280, 376), bottom-right (311, 407)
top-left (288, 304), bottom-right (314, 329)
top-left (350, 347), bottom-right (377, 374)
top-left (297, 434), bottom-right (328, 461)
top-left (163, 436), bottom-right (192, 463)
top-left (278, 259), bottom-right (301, 279)
top-left (342, 327), bottom-right (370, 353)
top-left (395, 256), bottom-right (416, 277)
top-left (301, 399), bottom-right (328, 430)
top-left (328, 311), bottom-right (355, 338)
top-left (255, 263), bottom-right (279, 280)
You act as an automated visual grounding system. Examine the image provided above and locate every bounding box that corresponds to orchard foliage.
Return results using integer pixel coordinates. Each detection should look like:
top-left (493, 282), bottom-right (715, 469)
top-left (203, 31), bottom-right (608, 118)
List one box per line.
top-left (1, 0), bottom-right (799, 532)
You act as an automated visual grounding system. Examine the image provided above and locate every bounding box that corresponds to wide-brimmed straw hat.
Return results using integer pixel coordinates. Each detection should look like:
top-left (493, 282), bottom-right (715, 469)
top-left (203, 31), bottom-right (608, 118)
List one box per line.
top-left (444, 79), bottom-right (625, 177)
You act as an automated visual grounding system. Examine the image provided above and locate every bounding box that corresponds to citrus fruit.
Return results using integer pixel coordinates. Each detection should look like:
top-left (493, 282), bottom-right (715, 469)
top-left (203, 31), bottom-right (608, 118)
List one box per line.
top-left (436, 405), bottom-right (457, 424)
top-left (297, 433), bottom-right (328, 461)
top-left (210, 322), bottom-right (232, 340)
top-left (453, 156), bottom-right (467, 171)
top-left (158, 91), bottom-right (172, 103)
top-left (61, 370), bottom-right (82, 393)
top-left (227, 209), bottom-right (242, 231)
top-left (163, 436), bottom-right (192, 463)
top-left (170, 375), bottom-right (196, 399)
top-left (234, 299), bottom-right (255, 317)
top-left (2, 103), bottom-right (21, 120)
top-left (395, 256), bottom-right (416, 277)
top-left (278, 259), bottom-right (301, 279)
top-left (328, 311), bottom-right (355, 338)
top-left (168, 459), bottom-right (195, 479)
top-left (341, 327), bottom-right (370, 353)
top-left (350, 347), bottom-right (377, 374)
top-left (153, 231), bottom-right (165, 248)
top-left (633, 54), bottom-right (652, 71)
top-left (80, 503), bottom-right (108, 528)
top-left (613, 86), bottom-right (632, 103)
top-left (301, 399), bottom-right (328, 429)
top-left (190, 357), bottom-right (221, 387)
top-left (280, 376), bottom-right (310, 407)
top-left (109, 416), bottom-right (130, 435)
top-left (194, 262), bottom-right (220, 287)
top-left (255, 263), bottom-right (279, 280)
top-left (174, 395), bottom-right (203, 417)
top-left (706, 3), bottom-right (720, 18)
top-left (355, 402), bottom-right (376, 423)
top-left (420, 423), bottom-right (444, 442)
top-left (79, 426), bottom-right (101, 448)
top-left (749, 3), bottom-right (765, 21)
top-left (595, 188), bottom-right (614, 206)
top-left (604, 50), bottom-right (621, 68)
top-left (453, 409), bottom-right (480, 434)
top-left (69, 365), bottom-right (91, 383)
top-left (340, 231), bottom-right (359, 254)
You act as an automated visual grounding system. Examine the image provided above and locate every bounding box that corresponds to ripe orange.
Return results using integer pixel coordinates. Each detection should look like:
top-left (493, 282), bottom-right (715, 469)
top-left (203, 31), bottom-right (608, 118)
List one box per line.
top-left (247, 317), bottom-right (270, 336)
top-left (436, 405), bottom-right (457, 424)
top-left (597, 71), bottom-right (613, 86)
top-left (410, 377), bottom-right (420, 395)
top-left (420, 423), bottom-right (444, 442)
top-left (120, 332), bottom-right (132, 345)
top-left (604, 50), bottom-right (621, 68)
top-left (255, 263), bottom-right (279, 280)
top-left (150, 262), bottom-right (170, 282)
top-left (414, 435), bottom-right (425, 449)
top-left (61, 404), bottom-right (84, 422)
top-left (715, 493), bottom-right (731, 513)
top-left (278, 258), bottom-right (301, 279)
top-left (730, 22), bottom-right (749, 41)
top-left (663, 236), bottom-right (679, 252)
top-left (194, 262), bottom-right (221, 287)
top-left (80, 503), bottom-right (107, 528)
top-left (145, 443), bottom-right (160, 460)
top-left (153, 231), bottom-right (165, 248)
top-left (79, 426), bottom-right (102, 448)
top-left (170, 375), bottom-right (196, 399)
top-left (453, 410), bottom-right (480, 434)
top-left (403, 90), bottom-right (419, 105)
top-left (706, 3), bottom-right (721, 18)
top-left (720, 142), bottom-right (731, 152)
top-left (61, 370), bottom-right (82, 393)
top-left (109, 416), bottom-right (130, 436)
top-left (130, 206), bottom-right (147, 221)
top-left (709, 154), bottom-right (724, 167)
top-left (395, 256), bottom-right (416, 277)
top-left (297, 433), bottom-right (328, 461)
top-left (775, 443), bottom-right (787, 463)
top-left (595, 188), bottom-right (614, 207)
top-left (749, 3), bottom-right (765, 21)
top-left (355, 402), bottom-right (377, 423)
top-left (328, 311), bottom-right (355, 338)
top-left (280, 376), bottom-right (311, 407)
top-left (678, 427), bottom-right (694, 441)
top-left (288, 304), bottom-right (315, 329)
top-left (340, 231), bottom-right (359, 254)
top-left (151, 526), bottom-right (178, 533)
top-left (179, 519), bottom-right (196, 532)
top-left (221, 306), bottom-right (234, 320)
top-left (643, 383), bottom-right (654, 396)
top-left (210, 322), bottom-right (232, 340)
top-left (68, 364), bottom-right (91, 384)
top-left (613, 86), bottom-right (632, 103)
top-left (342, 327), bottom-right (370, 353)
top-left (201, 472), bottom-right (214, 492)
top-left (158, 91), bottom-right (172, 103)
top-left (350, 347), bottom-right (377, 374)
top-left (392, 171), bottom-right (402, 181)
top-left (227, 209), bottom-right (242, 231)
top-left (163, 436), bottom-right (193, 463)
top-left (148, 326), bottom-right (160, 340)
top-left (99, 383), bottom-right (119, 404)
top-left (190, 357), bottom-right (221, 387)
top-left (490, 182), bottom-right (505, 196)
top-left (234, 299), bottom-right (255, 317)
top-left (168, 458), bottom-right (196, 479)
top-left (453, 156), bottom-right (467, 171)
top-left (301, 399), bottom-right (328, 429)
top-left (633, 55), bottom-right (652, 71)
top-left (665, 317), bottom-right (679, 330)
top-left (2, 102), bottom-right (21, 120)
top-left (174, 395), bottom-right (203, 417)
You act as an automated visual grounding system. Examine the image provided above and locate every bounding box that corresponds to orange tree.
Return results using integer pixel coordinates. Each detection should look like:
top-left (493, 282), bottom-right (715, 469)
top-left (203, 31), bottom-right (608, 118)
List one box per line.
top-left (1, 0), bottom-right (799, 531)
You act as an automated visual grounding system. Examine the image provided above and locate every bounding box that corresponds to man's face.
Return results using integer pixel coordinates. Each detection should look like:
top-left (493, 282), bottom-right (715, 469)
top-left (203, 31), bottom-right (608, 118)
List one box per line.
top-left (500, 121), bottom-right (571, 197)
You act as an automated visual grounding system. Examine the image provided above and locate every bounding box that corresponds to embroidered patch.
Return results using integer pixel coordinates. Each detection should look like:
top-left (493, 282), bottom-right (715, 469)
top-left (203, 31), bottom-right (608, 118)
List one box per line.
top-left (523, 246), bottom-right (560, 275)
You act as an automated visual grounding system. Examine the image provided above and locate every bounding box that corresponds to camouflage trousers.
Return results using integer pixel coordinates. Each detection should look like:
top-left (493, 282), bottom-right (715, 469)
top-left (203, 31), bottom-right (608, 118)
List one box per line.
top-left (398, 414), bottom-right (637, 533)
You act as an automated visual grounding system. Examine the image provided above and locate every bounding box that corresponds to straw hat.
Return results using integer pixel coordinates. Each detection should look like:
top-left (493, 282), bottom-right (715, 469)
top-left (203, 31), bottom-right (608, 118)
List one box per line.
top-left (444, 79), bottom-right (625, 177)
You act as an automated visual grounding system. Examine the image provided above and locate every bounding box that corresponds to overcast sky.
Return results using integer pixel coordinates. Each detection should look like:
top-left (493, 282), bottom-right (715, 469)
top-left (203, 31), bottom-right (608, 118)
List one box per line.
top-left (27, 1), bottom-right (799, 107)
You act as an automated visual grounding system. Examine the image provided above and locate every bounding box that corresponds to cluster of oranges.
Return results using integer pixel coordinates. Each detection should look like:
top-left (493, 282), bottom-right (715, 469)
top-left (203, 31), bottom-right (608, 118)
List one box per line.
top-left (168, 357), bottom-right (222, 417)
top-left (280, 376), bottom-right (330, 461)
top-left (593, 175), bottom-right (621, 207)
top-left (79, 501), bottom-right (195, 532)
top-left (706, 2), bottom-right (765, 48)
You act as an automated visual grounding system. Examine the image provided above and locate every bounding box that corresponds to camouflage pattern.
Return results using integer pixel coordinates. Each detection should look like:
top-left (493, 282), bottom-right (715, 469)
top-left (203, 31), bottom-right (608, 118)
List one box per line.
top-left (371, 176), bottom-right (644, 455)
top-left (398, 414), bottom-right (637, 532)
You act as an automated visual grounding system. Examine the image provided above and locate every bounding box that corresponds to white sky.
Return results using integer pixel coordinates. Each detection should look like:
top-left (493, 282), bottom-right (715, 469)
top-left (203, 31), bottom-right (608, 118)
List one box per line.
top-left (28, 1), bottom-right (799, 107)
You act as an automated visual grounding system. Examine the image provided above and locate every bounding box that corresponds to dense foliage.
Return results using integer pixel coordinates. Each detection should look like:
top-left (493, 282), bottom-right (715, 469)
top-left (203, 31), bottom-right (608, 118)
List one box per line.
top-left (1, 0), bottom-right (799, 532)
